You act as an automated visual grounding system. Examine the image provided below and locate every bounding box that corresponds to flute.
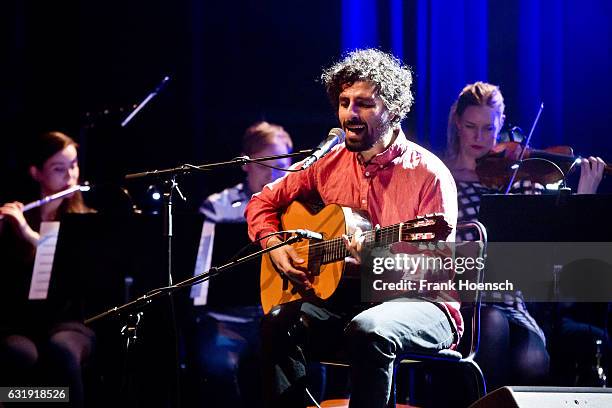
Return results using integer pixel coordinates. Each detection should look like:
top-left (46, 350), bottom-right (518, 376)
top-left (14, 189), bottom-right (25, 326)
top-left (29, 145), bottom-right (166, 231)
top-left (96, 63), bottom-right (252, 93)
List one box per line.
top-left (21, 184), bottom-right (91, 212)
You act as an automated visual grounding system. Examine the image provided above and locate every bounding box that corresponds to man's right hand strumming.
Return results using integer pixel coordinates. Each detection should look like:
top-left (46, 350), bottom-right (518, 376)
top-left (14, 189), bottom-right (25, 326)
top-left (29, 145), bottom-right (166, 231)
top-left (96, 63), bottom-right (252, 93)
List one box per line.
top-left (266, 235), bottom-right (312, 289)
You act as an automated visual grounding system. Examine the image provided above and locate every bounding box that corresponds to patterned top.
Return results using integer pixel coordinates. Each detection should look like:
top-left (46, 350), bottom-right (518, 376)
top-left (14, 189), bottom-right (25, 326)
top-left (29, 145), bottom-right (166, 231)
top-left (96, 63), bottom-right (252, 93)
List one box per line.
top-left (456, 179), bottom-right (546, 344)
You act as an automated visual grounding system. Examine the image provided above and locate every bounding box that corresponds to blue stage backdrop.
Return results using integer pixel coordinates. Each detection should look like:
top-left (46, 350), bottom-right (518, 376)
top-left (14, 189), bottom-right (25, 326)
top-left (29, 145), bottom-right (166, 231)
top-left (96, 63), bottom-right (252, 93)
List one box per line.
top-left (1, 0), bottom-right (611, 203)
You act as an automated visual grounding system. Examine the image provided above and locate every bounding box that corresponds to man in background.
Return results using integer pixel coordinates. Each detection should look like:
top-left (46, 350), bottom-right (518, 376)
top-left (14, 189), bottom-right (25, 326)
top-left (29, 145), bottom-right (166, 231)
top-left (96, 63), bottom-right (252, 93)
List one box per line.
top-left (188, 122), bottom-right (293, 407)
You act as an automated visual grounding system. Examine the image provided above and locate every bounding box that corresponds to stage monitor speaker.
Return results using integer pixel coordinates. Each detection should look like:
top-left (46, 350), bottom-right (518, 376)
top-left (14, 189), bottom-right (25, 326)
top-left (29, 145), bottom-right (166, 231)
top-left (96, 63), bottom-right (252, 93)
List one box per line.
top-left (469, 386), bottom-right (612, 408)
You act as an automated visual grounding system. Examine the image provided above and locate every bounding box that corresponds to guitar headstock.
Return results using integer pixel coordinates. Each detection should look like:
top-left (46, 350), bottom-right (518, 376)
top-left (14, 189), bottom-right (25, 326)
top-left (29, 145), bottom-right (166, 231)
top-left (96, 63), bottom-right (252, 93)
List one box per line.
top-left (400, 213), bottom-right (452, 242)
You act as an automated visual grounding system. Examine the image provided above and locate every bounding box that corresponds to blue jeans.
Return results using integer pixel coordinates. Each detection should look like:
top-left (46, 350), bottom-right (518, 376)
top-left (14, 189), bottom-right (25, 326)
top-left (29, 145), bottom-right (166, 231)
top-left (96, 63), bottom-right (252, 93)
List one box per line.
top-left (260, 298), bottom-right (455, 408)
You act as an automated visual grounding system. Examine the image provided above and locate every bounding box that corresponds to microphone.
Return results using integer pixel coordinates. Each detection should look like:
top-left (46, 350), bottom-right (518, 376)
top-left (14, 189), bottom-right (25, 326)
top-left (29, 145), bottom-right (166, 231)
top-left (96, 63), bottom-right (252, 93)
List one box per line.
top-left (294, 229), bottom-right (324, 240)
top-left (301, 128), bottom-right (346, 170)
top-left (121, 75), bottom-right (171, 127)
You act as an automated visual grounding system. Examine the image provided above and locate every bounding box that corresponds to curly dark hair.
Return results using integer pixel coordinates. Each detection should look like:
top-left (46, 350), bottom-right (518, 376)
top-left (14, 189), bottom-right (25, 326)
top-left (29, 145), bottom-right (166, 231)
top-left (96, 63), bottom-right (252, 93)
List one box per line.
top-left (321, 49), bottom-right (414, 126)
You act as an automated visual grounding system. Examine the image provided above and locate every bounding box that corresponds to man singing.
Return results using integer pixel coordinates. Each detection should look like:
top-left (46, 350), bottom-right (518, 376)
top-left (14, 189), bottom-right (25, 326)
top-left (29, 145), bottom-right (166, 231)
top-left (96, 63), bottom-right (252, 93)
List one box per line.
top-left (246, 49), bottom-right (459, 408)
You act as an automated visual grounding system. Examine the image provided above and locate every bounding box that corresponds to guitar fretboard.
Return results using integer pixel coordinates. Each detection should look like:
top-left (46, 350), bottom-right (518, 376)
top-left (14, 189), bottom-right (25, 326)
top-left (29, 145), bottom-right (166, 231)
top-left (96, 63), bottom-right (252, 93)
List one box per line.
top-left (310, 223), bottom-right (415, 264)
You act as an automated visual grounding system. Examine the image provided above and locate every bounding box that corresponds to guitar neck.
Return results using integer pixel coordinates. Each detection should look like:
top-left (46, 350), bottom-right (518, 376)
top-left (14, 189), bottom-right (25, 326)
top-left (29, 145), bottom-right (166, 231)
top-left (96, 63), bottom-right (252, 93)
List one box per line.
top-left (317, 223), bottom-right (406, 264)
top-left (262, 203), bottom-right (450, 314)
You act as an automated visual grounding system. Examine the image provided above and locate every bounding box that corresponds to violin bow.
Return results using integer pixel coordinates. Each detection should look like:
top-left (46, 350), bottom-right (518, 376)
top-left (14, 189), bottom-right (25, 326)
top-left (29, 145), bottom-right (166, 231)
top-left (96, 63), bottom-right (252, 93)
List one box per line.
top-left (504, 103), bottom-right (545, 194)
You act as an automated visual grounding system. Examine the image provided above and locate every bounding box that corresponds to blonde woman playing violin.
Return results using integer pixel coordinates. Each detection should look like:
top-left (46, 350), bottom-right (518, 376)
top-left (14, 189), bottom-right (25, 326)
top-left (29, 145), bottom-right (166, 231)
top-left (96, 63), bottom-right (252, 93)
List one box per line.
top-left (444, 82), bottom-right (603, 390)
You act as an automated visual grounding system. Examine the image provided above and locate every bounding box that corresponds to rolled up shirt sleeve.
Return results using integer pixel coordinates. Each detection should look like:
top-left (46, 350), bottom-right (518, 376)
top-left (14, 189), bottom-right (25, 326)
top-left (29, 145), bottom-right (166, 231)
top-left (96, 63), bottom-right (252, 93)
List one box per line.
top-left (245, 162), bottom-right (318, 247)
top-left (417, 167), bottom-right (458, 242)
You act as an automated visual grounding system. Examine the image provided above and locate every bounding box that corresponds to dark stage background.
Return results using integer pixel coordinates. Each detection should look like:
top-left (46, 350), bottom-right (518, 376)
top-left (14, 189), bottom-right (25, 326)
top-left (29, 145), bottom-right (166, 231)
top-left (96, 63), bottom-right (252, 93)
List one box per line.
top-left (2, 1), bottom-right (612, 405)
top-left (2, 0), bottom-right (611, 207)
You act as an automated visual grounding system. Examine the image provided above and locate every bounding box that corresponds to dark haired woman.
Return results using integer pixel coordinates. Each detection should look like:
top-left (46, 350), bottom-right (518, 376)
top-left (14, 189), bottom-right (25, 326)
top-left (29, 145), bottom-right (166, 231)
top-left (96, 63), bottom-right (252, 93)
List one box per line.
top-left (0, 131), bottom-right (95, 407)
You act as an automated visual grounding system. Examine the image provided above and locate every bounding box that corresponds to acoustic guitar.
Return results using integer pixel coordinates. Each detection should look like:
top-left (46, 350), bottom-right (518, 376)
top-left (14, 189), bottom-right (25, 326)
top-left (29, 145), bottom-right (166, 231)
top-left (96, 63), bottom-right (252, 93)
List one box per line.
top-left (260, 202), bottom-right (452, 314)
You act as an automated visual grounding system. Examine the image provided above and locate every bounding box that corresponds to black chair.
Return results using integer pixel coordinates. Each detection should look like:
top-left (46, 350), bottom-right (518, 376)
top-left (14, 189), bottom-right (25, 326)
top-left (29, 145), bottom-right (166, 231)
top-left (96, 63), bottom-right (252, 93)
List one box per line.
top-left (316, 221), bottom-right (488, 408)
top-left (394, 221), bottom-right (487, 407)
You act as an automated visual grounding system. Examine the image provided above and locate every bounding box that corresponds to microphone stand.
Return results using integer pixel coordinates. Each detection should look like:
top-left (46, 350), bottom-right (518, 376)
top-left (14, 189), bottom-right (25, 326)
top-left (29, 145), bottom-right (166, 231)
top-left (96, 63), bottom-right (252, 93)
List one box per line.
top-left (124, 150), bottom-right (314, 180)
top-left (121, 76), bottom-right (171, 128)
top-left (124, 149), bottom-right (312, 285)
top-left (85, 234), bottom-right (306, 325)
top-left (86, 236), bottom-right (308, 405)
top-left (98, 150), bottom-right (312, 405)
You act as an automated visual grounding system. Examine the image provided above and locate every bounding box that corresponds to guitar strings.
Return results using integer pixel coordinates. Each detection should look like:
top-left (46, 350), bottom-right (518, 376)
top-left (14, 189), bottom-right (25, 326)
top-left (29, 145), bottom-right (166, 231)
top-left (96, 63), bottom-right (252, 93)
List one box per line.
top-left (286, 219), bottom-right (444, 261)
top-left (286, 224), bottom-right (405, 259)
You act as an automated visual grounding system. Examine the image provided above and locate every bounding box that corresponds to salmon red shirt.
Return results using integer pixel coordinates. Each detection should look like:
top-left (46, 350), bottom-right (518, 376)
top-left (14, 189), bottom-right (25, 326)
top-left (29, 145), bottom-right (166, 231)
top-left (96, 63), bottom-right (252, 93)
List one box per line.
top-left (245, 131), bottom-right (462, 339)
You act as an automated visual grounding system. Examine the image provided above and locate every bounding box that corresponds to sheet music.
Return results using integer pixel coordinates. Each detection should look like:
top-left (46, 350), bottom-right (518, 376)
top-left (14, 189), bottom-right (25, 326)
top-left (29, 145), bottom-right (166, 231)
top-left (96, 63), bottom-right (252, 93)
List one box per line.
top-left (28, 221), bottom-right (60, 300)
top-left (191, 220), bottom-right (216, 306)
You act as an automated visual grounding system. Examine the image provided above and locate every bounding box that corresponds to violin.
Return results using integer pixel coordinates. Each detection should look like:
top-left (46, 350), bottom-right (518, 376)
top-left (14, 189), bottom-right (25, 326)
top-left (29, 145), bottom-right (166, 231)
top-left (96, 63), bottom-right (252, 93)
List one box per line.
top-left (475, 141), bottom-right (612, 189)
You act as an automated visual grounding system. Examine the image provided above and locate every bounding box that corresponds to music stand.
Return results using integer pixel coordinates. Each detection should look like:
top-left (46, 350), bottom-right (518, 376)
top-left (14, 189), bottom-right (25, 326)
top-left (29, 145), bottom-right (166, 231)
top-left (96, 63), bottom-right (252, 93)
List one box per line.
top-left (48, 212), bottom-right (205, 407)
top-left (203, 222), bottom-right (261, 307)
top-left (478, 193), bottom-right (612, 370)
top-left (479, 193), bottom-right (612, 242)
top-left (480, 192), bottom-right (612, 386)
